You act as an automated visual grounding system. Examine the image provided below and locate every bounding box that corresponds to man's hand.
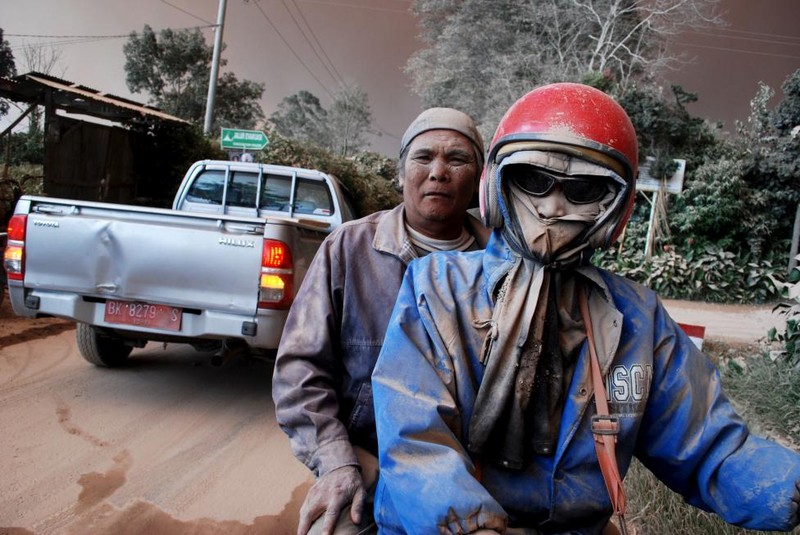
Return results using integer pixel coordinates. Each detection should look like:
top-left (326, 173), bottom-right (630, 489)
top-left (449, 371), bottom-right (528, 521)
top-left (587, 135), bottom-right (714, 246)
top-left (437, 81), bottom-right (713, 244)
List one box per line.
top-left (297, 465), bottom-right (366, 535)
top-left (790, 479), bottom-right (800, 527)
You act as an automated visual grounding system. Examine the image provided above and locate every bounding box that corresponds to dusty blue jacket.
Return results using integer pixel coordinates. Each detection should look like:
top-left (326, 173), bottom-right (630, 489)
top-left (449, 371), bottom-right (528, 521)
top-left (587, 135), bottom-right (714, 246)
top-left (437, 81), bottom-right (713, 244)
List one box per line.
top-left (372, 231), bottom-right (800, 534)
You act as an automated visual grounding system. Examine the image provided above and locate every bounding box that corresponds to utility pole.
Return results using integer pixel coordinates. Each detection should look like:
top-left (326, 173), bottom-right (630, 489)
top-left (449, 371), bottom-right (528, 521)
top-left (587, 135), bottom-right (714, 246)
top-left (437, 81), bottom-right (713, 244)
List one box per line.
top-left (790, 203), bottom-right (800, 273)
top-left (203, 0), bottom-right (227, 136)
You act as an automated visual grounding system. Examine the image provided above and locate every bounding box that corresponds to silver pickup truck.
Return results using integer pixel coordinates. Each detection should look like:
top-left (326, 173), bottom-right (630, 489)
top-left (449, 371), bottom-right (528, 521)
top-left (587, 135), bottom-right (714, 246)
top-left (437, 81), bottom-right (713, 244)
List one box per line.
top-left (3, 160), bottom-right (356, 366)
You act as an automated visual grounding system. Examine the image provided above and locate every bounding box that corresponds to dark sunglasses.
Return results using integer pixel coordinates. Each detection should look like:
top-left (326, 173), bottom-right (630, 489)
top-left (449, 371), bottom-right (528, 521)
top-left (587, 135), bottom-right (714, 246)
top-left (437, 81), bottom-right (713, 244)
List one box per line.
top-left (506, 167), bottom-right (615, 205)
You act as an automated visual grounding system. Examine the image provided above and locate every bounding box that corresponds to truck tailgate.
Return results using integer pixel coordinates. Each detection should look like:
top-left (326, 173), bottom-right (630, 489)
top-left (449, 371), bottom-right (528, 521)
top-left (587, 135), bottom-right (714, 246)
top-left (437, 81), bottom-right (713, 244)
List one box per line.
top-left (23, 201), bottom-right (264, 315)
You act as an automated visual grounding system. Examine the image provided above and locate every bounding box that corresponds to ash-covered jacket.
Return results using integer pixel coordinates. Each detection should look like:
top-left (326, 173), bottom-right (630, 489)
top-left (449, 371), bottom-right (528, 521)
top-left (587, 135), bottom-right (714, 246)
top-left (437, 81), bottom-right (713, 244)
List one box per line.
top-left (272, 204), bottom-right (489, 478)
top-left (372, 230), bottom-right (800, 534)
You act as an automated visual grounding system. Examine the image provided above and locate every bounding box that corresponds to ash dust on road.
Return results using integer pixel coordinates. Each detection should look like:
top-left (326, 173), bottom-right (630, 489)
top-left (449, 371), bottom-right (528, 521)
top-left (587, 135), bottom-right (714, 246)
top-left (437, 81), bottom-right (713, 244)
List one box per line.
top-left (0, 289), bottom-right (312, 534)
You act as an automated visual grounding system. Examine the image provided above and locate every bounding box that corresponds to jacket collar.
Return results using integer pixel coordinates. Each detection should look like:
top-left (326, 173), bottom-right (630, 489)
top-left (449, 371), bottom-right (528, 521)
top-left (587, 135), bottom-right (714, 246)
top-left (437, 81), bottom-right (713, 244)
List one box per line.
top-left (372, 204), bottom-right (419, 264)
top-left (372, 203), bottom-right (492, 265)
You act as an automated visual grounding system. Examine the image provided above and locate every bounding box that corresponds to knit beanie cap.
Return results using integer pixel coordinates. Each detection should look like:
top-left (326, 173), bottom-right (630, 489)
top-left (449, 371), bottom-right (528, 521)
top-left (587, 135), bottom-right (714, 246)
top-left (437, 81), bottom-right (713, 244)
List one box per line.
top-left (399, 108), bottom-right (484, 167)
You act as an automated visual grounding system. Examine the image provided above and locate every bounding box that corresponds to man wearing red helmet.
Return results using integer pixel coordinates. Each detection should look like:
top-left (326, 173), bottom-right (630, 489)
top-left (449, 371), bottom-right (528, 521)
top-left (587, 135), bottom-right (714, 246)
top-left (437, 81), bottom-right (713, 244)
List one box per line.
top-left (371, 83), bottom-right (800, 534)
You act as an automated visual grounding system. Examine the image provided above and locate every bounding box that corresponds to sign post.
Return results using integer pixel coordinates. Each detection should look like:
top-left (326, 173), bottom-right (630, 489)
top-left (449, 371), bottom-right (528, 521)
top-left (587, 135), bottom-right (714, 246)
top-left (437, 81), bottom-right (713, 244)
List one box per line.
top-left (635, 158), bottom-right (686, 260)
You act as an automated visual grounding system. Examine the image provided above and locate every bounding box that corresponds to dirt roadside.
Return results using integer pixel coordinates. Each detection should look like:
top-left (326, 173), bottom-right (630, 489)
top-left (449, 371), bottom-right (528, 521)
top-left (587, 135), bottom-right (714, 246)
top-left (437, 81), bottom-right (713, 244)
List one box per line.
top-left (0, 287), bottom-right (74, 349)
top-left (662, 298), bottom-right (786, 347)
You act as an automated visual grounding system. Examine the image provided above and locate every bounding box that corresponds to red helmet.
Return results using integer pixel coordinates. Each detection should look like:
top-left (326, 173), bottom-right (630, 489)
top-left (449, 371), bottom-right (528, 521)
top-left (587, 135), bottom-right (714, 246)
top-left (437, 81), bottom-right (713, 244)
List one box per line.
top-left (480, 83), bottom-right (639, 249)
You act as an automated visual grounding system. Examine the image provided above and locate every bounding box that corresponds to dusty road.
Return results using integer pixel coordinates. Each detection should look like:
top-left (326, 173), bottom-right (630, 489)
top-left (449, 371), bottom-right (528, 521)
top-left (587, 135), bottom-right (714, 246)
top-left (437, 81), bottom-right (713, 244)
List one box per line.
top-left (663, 298), bottom-right (786, 346)
top-left (0, 293), bottom-right (312, 534)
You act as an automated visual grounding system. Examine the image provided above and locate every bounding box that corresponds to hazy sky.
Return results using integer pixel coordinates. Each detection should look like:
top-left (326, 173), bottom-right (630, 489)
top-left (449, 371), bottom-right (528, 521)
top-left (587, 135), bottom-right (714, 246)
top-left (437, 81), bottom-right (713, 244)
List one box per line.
top-left (1, 0), bottom-right (798, 156)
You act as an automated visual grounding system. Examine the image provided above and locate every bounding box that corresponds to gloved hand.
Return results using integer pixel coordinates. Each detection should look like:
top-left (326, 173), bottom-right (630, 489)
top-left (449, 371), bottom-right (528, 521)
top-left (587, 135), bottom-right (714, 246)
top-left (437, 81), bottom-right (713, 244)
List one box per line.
top-left (790, 479), bottom-right (800, 527)
top-left (297, 465), bottom-right (366, 535)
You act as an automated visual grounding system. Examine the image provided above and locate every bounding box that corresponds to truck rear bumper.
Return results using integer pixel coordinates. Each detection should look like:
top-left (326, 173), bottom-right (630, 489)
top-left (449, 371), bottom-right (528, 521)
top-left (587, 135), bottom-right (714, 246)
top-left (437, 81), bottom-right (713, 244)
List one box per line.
top-left (8, 284), bottom-right (286, 349)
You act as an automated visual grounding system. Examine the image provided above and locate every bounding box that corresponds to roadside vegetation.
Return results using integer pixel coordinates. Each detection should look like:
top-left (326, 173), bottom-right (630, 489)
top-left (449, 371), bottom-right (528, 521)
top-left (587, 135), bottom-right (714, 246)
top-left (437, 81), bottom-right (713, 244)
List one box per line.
top-left (623, 337), bottom-right (800, 534)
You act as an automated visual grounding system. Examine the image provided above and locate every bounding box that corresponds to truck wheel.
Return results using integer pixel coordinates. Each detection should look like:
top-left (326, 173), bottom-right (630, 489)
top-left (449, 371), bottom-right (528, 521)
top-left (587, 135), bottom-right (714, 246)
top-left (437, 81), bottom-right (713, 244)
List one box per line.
top-left (76, 323), bottom-right (133, 367)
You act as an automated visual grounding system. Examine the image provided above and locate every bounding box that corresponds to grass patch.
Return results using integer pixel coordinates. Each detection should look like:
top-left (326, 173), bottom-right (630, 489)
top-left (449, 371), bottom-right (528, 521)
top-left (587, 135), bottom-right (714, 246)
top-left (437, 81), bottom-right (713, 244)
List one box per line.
top-left (621, 339), bottom-right (800, 534)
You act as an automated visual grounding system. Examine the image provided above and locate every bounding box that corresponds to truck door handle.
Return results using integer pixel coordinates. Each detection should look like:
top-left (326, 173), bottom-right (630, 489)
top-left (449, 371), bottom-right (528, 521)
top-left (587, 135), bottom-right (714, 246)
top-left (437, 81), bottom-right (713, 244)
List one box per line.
top-left (220, 223), bottom-right (261, 234)
top-left (33, 205), bottom-right (74, 215)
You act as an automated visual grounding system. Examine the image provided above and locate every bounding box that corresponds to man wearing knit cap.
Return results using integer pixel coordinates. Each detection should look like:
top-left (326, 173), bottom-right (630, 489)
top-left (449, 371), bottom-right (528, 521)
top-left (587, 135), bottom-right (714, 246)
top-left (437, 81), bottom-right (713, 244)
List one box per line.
top-left (273, 107), bottom-right (490, 535)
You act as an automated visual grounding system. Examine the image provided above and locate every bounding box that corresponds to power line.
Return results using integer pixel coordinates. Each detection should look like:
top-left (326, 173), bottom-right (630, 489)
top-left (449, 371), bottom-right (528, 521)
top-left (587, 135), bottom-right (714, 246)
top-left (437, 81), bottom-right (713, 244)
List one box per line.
top-left (247, 0), bottom-right (334, 98)
top-left (249, 1), bottom-right (401, 140)
top-left (280, 0), bottom-right (343, 87)
top-left (676, 41), bottom-right (800, 61)
top-left (5, 32), bottom-right (132, 39)
top-left (158, 0), bottom-right (215, 25)
top-left (373, 118), bottom-right (400, 141)
top-left (296, 0), bottom-right (410, 14)
top-left (8, 36), bottom-right (129, 53)
top-left (5, 25), bottom-right (216, 41)
top-left (689, 27), bottom-right (800, 44)
top-left (689, 30), bottom-right (800, 49)
top-left (287, 0), bottom-right (346, 86)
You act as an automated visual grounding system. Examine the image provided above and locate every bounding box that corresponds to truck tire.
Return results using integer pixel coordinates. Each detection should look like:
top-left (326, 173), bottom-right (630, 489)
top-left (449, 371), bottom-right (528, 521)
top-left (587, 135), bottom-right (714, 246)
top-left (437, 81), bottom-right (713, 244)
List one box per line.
top-left (76, 323), bottom-right (133, 367)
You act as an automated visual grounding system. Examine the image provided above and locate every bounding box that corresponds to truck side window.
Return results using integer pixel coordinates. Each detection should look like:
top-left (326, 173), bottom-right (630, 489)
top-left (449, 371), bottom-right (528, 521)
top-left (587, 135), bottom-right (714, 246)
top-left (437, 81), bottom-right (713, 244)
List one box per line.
top-left (228, 172), bottom-right (259, 208)
top-left (185, 170), bottom-right (225, 205)
top-left (260, 175), bottom-right (292, 210)
top-left (259, 175), bottom-right (334, 216)
top-left (295, 181), bottom-right (333, 215)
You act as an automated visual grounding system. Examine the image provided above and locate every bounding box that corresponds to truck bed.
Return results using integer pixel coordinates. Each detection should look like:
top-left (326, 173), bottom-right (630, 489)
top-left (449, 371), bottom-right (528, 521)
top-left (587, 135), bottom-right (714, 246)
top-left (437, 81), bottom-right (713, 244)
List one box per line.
top-left (9, 196), bottom-right (324, 349)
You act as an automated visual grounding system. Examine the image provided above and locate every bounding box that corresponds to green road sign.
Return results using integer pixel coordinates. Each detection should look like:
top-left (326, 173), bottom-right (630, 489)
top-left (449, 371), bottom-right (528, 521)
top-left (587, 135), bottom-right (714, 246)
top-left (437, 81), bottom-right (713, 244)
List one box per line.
top-left (220, 128), bottom-right (269, 150)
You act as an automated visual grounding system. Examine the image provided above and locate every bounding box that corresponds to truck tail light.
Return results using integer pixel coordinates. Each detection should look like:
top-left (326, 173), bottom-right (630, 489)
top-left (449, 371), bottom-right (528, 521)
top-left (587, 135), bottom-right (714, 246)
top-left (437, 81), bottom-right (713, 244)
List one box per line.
top-left (4, 214), bottom-right (27, 281)
top-left (259, 239), bottom-right (293, 309)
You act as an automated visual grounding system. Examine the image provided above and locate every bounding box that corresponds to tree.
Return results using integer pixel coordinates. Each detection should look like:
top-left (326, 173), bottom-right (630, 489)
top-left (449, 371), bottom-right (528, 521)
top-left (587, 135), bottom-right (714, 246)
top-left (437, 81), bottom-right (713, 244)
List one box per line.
top-left (214, 72), bottom-right (265, 130)
top-left (0, 28), bottom-right (17, 117)
top-left (20, 41), bottom-right (64, 78)
top-left (123, 25), bottom-right (264, 131)
top-left (269, 85), bottom-right (376, 157)
top-left (328, 84), bottom-right (376, 157)
top-left (406, 0), bottom-right (531, 134)
top-left (406, 0), bottom-right (721, 131)
top-left (671, 82), bottom-right (800, 260)
top-left (17, 41), bottom-right (65, 161)
top-left (0, 29), bottom-right (47, 166)
top-left (269, 90), bottom-right (330, 148)
top-left (619, 84), bottom-right (720, 176)
top-left (774, 68), bottom-right (800, 136)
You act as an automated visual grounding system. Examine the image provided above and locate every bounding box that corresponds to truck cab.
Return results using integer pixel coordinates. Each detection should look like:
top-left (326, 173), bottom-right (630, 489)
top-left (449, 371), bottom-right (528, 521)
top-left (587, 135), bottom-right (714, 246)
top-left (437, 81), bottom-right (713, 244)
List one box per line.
top-left (172, 160), bottom-right (357, 231)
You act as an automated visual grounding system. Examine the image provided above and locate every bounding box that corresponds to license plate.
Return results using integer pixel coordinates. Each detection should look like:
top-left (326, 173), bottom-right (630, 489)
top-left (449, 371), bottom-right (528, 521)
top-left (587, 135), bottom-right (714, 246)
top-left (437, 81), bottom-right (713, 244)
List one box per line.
top-left (104, 300), bottom-right (182, 332)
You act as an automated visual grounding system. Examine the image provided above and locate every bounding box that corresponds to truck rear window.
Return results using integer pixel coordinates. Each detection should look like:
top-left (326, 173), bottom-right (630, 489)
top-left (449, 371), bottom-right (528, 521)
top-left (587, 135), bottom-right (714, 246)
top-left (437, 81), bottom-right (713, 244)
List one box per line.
top-left (185, 170), bottom-right (334, 216)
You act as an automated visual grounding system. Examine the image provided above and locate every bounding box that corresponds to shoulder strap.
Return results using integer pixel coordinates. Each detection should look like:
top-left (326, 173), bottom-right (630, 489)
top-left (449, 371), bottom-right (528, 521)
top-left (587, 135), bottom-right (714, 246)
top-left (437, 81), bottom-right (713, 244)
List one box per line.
top-left (578, 284), bottom-right (628, 535)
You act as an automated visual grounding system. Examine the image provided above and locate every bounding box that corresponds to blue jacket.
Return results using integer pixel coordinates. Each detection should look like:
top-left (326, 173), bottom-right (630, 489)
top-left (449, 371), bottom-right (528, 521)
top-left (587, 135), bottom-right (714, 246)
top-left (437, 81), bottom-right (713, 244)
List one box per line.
top-left (372, 231), bottom-right (800, 534)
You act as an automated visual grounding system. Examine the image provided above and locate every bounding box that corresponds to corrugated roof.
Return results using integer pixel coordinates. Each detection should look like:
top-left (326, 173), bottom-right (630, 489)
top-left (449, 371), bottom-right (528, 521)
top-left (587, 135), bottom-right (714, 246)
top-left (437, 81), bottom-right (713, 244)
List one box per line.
top-left (0, 71), bottom-right (188, 125)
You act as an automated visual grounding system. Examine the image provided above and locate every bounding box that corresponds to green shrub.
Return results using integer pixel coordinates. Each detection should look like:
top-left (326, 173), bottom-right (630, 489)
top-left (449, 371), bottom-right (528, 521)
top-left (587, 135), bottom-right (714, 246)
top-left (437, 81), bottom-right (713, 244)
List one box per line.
top-left (595, 239), bottom-right (782, 304)
top-left (767, 255), bottom-right (800, 364)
